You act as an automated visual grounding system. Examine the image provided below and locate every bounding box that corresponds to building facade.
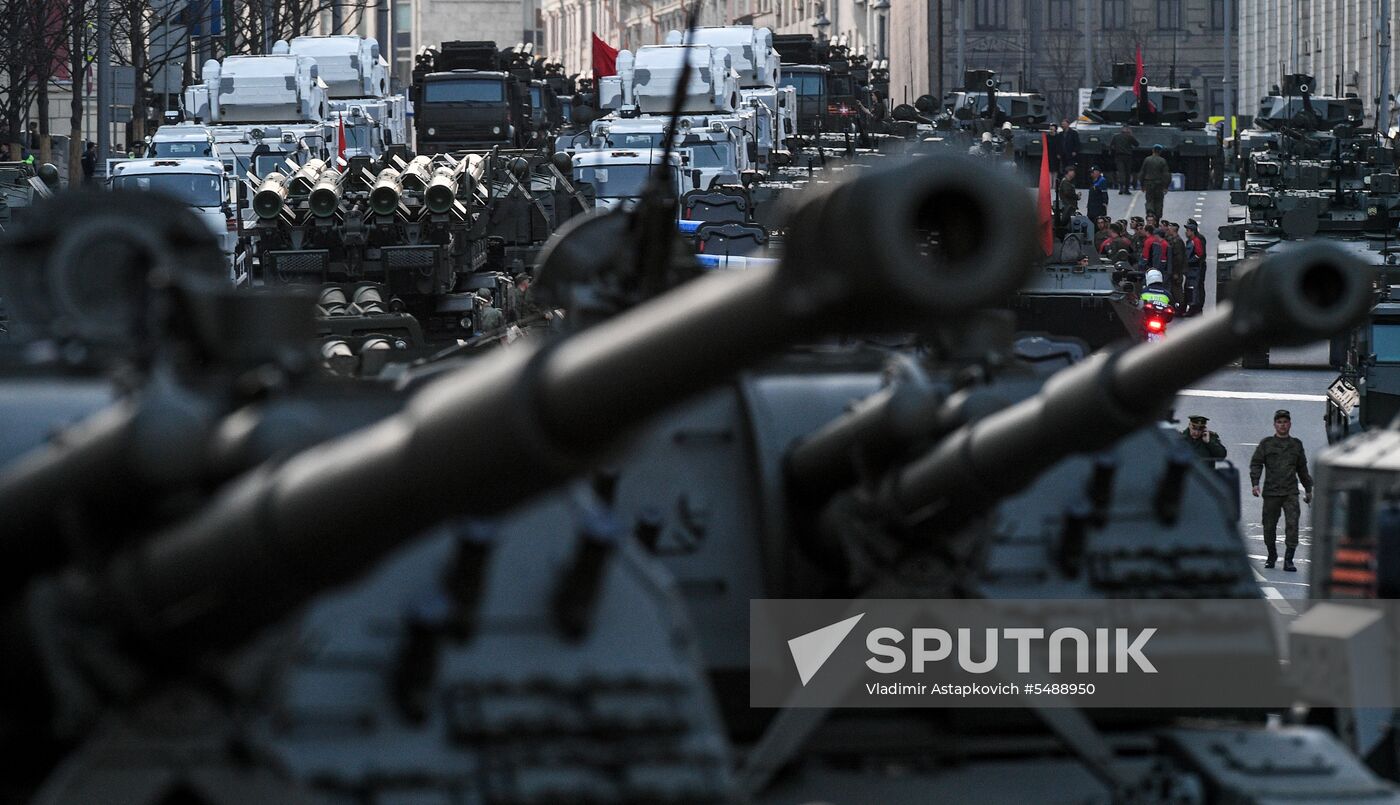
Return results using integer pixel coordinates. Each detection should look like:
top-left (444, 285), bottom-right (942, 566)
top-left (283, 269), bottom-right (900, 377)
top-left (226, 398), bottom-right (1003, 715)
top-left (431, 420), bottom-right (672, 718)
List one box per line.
top-left (1237, 0), bottom-right (1396, 128)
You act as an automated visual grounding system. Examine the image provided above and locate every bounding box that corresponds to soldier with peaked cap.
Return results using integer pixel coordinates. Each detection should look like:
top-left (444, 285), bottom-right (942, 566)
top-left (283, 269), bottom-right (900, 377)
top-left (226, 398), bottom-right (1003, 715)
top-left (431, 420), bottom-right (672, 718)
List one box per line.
top-left (1250, 409), bottom-right (1313, 571)
top-left (1182, 415), bottom-right (1226, 460)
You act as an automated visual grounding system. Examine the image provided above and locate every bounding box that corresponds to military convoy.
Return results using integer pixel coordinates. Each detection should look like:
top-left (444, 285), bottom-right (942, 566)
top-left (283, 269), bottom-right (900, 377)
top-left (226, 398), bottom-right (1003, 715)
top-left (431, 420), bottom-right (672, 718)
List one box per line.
top-left (1217, 80), bottom-right (1395, 370)
top-left (6, 151), bottom-right (1400, 802)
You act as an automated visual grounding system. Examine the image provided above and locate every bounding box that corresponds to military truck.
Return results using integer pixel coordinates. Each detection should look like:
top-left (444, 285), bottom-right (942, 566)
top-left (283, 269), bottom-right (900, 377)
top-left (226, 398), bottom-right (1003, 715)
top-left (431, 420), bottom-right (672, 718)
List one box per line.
top-left (411, 41), bottom-right (539, 152)
top-left (289, 34), bottom-right (410, 155)
top-left (773, 33), bottom-right (877, 143)
top-left (1073, 62), bottom-right (1221, 190)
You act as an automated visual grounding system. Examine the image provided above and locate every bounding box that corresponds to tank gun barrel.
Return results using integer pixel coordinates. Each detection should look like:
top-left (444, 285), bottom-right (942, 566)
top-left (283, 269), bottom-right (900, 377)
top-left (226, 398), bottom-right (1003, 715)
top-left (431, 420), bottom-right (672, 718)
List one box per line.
top-left (867, 244), bottom-right (1372, 527)
top-left (81, 156), bottom-right (1038, 644)
top-left (252, 172), bottom-right (289, 220)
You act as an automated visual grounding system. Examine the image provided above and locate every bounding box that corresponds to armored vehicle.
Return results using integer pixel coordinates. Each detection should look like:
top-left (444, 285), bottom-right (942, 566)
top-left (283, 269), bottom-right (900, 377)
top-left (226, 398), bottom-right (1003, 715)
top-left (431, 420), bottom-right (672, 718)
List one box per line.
top-left (1008, 229), bottom-right (1142, 349)
top-left (939, 69), bottom-right (1050, 178)
top-left (2, 158), bottom-right (1398, 804)
top-left (1325, 297), bottom-right (1400, 441)
top-left (0, 161), bottom-right (57, 230)
top-left (1236, 73), bottom-right (1365, 173)
top-left (1216, 123), bottom-right (1397, 367)
top-left (1073, 62), bottom-right (1221, 190)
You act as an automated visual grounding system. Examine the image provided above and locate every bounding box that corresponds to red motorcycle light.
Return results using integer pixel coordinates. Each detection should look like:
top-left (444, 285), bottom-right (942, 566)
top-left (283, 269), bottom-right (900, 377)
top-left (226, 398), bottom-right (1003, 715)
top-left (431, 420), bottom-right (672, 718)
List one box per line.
top-left (1146, 318), bottom-right (1164, 332)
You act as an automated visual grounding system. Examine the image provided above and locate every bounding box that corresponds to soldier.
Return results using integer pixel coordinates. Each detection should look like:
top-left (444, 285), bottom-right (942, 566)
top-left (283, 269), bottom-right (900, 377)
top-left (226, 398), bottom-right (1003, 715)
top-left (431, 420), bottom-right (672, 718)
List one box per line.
top-left (1182, 415), bottom-right (1226, 460)
top-left (1140, 144), bottom-right (1171, 219)
top-left (475, 288), bottom-right (505, 333)
top-left (1109, 127), bottom-right (1138, 193)
top-left (1057, 165), bottom-right (1079, 216)
top-left (1249, 410), bottom-right (1313, 571)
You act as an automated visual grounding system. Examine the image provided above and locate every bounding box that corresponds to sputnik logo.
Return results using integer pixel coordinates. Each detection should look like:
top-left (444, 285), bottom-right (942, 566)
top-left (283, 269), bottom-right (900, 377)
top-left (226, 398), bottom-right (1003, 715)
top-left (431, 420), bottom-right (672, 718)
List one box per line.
top-left (787, 613), bottom-right (865, 686)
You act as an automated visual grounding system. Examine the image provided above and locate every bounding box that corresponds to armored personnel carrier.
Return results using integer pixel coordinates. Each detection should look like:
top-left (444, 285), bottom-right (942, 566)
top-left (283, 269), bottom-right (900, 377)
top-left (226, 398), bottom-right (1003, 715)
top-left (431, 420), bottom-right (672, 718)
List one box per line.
top-left (1073, 62), bottom-right (1221, 189)
top-left (4, 154), bottom-right (1400, 803)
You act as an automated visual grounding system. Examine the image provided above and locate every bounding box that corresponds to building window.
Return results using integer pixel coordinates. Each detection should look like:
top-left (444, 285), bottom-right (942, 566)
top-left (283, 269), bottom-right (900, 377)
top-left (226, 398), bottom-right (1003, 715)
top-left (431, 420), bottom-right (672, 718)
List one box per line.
top-left (1156, 0), bottom-right (1181, 28)
top-left (1048, 0), bottom-right (1073, 28)
top-left (974, 0), bottom-right (1007, 29)
top-left (1102, 0), bottom-right (1125, 29)
top-left (1209, 0), bottom-right (1225, 28)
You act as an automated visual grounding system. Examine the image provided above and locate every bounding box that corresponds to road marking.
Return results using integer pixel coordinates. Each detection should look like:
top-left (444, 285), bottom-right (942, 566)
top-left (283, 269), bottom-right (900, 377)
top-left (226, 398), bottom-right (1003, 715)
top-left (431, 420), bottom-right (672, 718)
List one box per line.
top-left (1178, 389), bottom-right (1327, 402)
top-left (1240, 442), bottom-right (1258, 446)
top-left (1263, 586), bottom-right (1298, 615)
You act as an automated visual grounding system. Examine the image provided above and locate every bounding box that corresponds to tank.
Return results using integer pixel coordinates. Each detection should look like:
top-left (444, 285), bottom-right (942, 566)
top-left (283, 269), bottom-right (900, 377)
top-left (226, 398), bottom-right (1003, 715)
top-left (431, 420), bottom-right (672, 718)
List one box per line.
top-left (1215, 92), bottom-right (1397, 369)
top-left (1236, 74), bottom-right (1366, 169)
top-left (939, 70), bottom-right (1051, 180)
top-left (1, 162), bottom-right (1396, 804)
top-left (1073, 62), bottom-right (1221, 190)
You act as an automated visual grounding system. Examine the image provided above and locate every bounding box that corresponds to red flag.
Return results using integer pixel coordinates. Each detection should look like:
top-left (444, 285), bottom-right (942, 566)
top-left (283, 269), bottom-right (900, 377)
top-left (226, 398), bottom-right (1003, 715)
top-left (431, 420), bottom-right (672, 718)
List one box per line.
top-left (592, 34), bottom-right (619, 80)
top-left (1134, 45), bottom-right (1155, 113)
top-left (337, 115), bottom-right (347, 162)
top-left (1038, 132), bottom-right (1053, 256)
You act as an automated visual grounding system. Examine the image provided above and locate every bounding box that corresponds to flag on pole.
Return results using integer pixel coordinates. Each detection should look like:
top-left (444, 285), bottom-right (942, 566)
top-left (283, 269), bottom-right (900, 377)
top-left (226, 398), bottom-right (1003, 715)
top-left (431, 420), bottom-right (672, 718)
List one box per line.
top-left (1038, 132), bottom-right (1053, 256)
top-left (592, 33), bottom-right (619, 81)
top-left (1134, 45), bottom-right (1155, 113)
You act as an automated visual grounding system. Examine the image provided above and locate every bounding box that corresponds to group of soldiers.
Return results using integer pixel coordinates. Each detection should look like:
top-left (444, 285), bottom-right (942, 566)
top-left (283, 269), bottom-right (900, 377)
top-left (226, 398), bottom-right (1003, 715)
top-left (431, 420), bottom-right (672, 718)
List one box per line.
top-left (1181, 410), bottom-right (1313, 573)
top-left (1057, 143), bottom-right (1174, 220)
top-left (1088, 212), bottom-right (1208, 314)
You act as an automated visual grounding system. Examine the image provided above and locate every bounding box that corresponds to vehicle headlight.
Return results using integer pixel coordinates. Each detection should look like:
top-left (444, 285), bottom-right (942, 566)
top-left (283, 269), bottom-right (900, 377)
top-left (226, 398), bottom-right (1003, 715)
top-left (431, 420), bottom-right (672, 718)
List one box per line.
top-left (427, 127), bottom-right (436, 136)
top-left (492, 126), bottom-right (502, 135)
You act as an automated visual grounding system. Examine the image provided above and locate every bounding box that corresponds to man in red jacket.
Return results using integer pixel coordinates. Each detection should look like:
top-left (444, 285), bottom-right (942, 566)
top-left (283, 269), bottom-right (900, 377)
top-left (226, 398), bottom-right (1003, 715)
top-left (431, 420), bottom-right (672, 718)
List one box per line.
top-left (1183, 219), bottom-right (1208, 315)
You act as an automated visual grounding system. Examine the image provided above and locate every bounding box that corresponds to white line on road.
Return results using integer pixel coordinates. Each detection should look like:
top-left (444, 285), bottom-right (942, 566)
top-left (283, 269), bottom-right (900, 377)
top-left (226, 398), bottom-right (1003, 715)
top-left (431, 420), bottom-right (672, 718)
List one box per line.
top-left (1263, 586), bottom-right (1298, 615)
top-left (1178, 389), bottom-right (1327, 402)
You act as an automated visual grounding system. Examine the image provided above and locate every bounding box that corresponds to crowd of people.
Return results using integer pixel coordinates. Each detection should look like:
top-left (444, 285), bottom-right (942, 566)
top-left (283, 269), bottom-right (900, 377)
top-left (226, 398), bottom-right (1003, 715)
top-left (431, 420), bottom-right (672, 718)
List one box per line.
top-left (1086, 211), bottom-right (1208, 314)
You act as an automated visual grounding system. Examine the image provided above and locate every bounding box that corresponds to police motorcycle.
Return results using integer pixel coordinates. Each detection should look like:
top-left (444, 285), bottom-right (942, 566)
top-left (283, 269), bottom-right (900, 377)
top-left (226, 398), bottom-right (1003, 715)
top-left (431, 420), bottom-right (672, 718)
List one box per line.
top-left (1139, 268), bottom-right (1175, 341)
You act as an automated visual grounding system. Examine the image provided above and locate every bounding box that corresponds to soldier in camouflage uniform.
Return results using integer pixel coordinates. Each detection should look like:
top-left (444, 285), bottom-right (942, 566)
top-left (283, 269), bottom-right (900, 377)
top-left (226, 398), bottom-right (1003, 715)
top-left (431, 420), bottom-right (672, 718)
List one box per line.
top-left (1249, 410), bottom-right (1313, 571)
top-left (1182, 415), bottom-right (1226, 460)
top-left (475, 288), bottom-right (505, 334)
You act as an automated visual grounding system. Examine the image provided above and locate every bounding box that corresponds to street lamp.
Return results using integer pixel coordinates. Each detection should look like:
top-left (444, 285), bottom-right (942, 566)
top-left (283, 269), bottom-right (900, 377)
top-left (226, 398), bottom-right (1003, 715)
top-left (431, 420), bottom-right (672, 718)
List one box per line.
top-left (814, 8), bottom-right (832, 40)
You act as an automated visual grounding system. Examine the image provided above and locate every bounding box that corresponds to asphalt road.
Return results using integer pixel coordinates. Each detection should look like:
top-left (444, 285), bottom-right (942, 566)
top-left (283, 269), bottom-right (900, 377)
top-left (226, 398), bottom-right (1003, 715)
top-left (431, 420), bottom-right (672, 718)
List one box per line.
top-left (1101, 188), bottom-right (1332, 601)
